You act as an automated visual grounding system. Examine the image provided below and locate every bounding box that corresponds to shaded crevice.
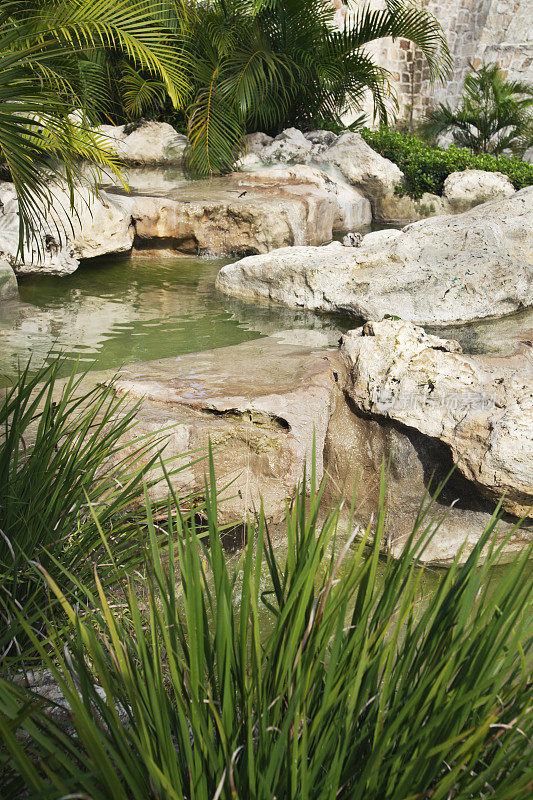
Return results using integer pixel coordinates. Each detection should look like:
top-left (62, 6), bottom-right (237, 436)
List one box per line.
top-left (199, 406), bottom-right (291, 431)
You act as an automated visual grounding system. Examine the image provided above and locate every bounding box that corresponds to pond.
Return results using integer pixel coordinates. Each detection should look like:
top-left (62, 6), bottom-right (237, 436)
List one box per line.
top-left (2, 253), bottom-right (531, 388)
top-left (0, 254), bottom-right (353, 386)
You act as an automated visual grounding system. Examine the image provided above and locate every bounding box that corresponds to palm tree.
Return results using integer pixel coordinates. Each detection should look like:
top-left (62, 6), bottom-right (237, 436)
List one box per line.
top-left (0, 0), bottom-right (191, 255)
top-left (421, 62), bottom-right (533, 155)
top-left (185, 0), bottom-right (452, 176)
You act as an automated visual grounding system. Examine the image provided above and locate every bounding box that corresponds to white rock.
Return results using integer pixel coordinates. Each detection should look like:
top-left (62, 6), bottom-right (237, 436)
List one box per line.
top-left (341, 318), bottom-right (533, 518)
top-left (320, 131), bottom-right (404, 220)
top-left (0, 182), bottom-right (134, 276)
top-left (95, 121), bottom-right (186, 165)
top-left (260, 128), bottom-right (313, 164)
top-left (216, 187), bottom-right (533, 326)
top-left (523, 146), bottom-right (533, 164)
top-left (443, 169), bottom-right (515, 212)
top-left (0, 258), bottom-right (17, 300)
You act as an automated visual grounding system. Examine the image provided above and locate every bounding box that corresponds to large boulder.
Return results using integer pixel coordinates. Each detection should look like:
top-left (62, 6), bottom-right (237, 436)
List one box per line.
top-left (131, 166), bottom-right (370, 256)
top-left (0, 182), bottom-right (134, 276)
top-left (324, 389), bottom-right (532, 566)
top-left (320, 131), bottom-right (404, 218)
top-left (216, 187), bottom-right (533, 326)
top-left (96, 121), bottom-right (186, 165)
top-left (111, 333), bottom-right (346, 522)
top-left (443, 169), bottom-right (515, 213)
top-left (340, 319), bottom-right (533, 518)
top-left (0, 258), bottom-right (17, 300)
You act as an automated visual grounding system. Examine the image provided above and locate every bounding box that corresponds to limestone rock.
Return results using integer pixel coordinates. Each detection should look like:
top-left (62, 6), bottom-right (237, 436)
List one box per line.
top-left (260, 128), bottom-right (313, 164)
top-left (319, 131), bottom-right (405, 220)
top-left (523, 146), bottom-right (533, 164)
top-left (96, 121), bottom-right (186, 165)
top-left (245, 132), bottom-right (274, 154)
top-left (112, 335), bottom-right (346, 523)
top-left (0, 182), bottom-right (134, 276)
top-left (131, 166), bottom-right (369, 256)
top-left (324, 392), bottom-right (532, 566)
top-left (241, 127), bottom-right (512, 222)
top-left (443, 169), bottom-right (515, 212)
top-left (216, 188), bottom-right (533, 326)
top-left (341, 319), bottom-right (533, 518)
top-left (0, 258), bottom-right (17, 300)
top-left (304, 129), bottom-right (338, 148)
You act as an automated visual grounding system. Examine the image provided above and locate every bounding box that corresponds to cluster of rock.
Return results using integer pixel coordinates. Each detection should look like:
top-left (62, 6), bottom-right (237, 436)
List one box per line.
top-left (105, 320), bottom-right (531, 565)
top-left (217, 187), bottom-right (533, 326)
top-left (1, 121), bottom-right (522, 284)
top-left (0, 127), bottom-right (372, 278)
top-left (240, 127), bottom-right (517, 222)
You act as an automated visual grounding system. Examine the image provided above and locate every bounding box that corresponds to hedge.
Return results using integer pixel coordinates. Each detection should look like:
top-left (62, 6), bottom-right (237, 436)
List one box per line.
top-left (360, 127), bottom-right (533, 199)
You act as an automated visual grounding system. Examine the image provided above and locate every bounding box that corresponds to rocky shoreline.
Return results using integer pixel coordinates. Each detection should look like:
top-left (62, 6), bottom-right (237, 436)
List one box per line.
top-left (103, 321), bottom-right (531, 566)
top-left (1, 121), bottom-right (531, 563)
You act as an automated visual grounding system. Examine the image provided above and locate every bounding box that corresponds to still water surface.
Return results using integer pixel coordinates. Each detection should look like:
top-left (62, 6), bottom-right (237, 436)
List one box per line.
top-left (2, 254), bottom-right (531, 388)
top-left (0, 255), bottom-right (352, 385)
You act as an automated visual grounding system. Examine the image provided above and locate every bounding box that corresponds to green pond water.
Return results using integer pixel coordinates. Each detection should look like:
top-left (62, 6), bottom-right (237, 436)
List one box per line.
top-left (2, 254), bottom-right (531, 388)
top-left (0, 254), bottom-right (353, 386)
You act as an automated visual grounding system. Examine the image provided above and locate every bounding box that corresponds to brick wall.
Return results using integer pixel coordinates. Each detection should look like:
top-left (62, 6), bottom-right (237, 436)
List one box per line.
top-left (332, 0), bottom-right (533, 127)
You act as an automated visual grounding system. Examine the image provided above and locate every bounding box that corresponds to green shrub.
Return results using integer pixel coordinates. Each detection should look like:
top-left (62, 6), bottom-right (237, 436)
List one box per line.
top-left (361, 127), bottom-right (533, 199)
top-left (1, 460), bottom-right (532, 799)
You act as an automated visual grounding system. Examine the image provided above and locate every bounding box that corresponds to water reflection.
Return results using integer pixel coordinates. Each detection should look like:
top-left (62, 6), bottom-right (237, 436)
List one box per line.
top-left (1, 253), bottom-right (531, 386)
top-left (0, 255), bottom-right (349, 384)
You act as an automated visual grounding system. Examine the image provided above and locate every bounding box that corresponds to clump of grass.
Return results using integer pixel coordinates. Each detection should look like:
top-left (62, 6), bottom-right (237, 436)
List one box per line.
top-left (1, 457), bottom-right (531, 799)
top-left (0, 359), bottom-right (176, 661)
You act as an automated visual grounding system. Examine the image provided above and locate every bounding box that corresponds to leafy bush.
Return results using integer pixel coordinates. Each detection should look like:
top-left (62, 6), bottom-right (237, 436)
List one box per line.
top-left (361, 127), bottom-right (533, 198)
top-left (1, 459), bottom-right (532, 799)
top-left (421, 63), bottom-right (533, 156)
top-left (184, 0), bottom-right (451, 175)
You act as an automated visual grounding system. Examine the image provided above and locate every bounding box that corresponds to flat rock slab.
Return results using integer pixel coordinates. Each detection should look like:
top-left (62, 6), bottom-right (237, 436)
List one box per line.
top-left (124, 165), bottom-right (369, 256)
top-left (341, 319), bottom-right (533, 518)
top-left (216, 187), bottom-right (533, 325)
top-left (112, 333), bottom-right (346, 523)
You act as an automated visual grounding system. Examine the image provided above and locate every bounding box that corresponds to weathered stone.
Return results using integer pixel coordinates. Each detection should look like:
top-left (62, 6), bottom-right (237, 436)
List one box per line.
top-left (96, 121), bottom-right (186, 165)
top-left (0, 182), bottom-right (78, 276)
top-left (0, 182), bottom-right (134, 276)
top-left (112, 334), bottom-right (346, 523)
top-left (319, 131), bottom-right (405, 220)
top-left (304, 129), bottom-right (338, 148)
top-left (245, 132), bottom-right (274, 154)
top-left (323, 393), bottom-right (532, 566)
top-left (0, 258), bottom-right (17, 300)
top-left (216, 188), bottom-right (533, 326)
top-left (260, 128), bottom-right (313, 164)
top-left (341, 319), bottom-right (533, 518)
top-left (443, 169), bottom-right (515, 212)
top-left (524, 146), bottom-right (533, 164)
top-left (242, 127), bottom-right (515, 222)
top-left (239, 165), bottom-right (371, 233)
top-left (131, 166), bottom-right (369, 256)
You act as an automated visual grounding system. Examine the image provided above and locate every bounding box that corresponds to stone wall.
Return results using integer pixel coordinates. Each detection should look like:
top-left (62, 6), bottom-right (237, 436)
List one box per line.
top-left (332, 0), bottom-right (533, 126)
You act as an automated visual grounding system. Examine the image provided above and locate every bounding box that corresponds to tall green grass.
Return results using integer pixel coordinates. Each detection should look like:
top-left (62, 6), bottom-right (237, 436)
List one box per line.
top-left (1, 457), bottom-right (531, 799)
top-left (0, 359), bottom-right (181, 661)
